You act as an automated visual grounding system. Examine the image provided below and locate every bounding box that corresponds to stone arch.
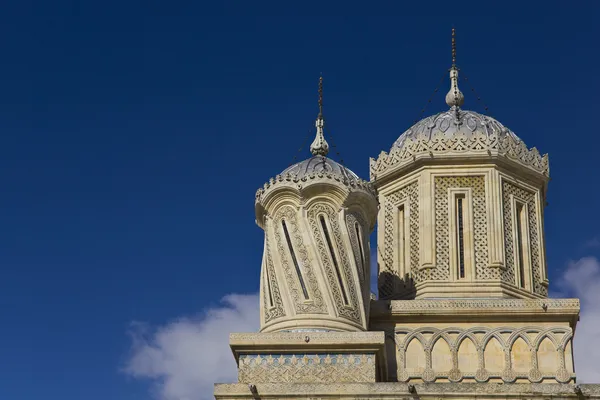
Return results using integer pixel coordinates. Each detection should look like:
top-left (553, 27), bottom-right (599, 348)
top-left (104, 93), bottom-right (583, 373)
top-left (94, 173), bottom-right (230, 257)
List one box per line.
top-left (507, 327), bottom-right (536, 350)
top-left (564, 339), bottom-right (574, 374)
top-left (457, 336), bottom-right (479, 373)
top-left (481, 327), bottom-right (509, 350)
top-left (401, 330), bottom-right (425, 346)
top-left (430, 328), bottom-right (457, 351)
top-left (405, 337), bottom-right (426, 375)
top-left (537, 336), bottom-right (558, 374)
top-left (431, 336), bottom-right (452, 373)
top-left (532, 329), bottom-right (561, 351)
top-left (483, 336), bottom-right (504, 374)
top-left (511, 336), bottom-right (532, 373)
top-left (558, 330), bottom-right (574, 349)
top-left (456, 329), bottom-right (482, 351)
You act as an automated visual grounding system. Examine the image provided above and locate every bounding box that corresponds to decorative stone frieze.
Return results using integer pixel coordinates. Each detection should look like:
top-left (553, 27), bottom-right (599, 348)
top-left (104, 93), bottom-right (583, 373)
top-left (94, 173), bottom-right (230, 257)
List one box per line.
top-left (393, 325), bottom-right (574, 384)
top-left (370, 118), bottom-right (549, 182)
top-left (229, 332), bottom-right (387, 384)
top-left (238, 353), bottom-right (376, 383)
top-left (370, 298), bottom-right (580, 317)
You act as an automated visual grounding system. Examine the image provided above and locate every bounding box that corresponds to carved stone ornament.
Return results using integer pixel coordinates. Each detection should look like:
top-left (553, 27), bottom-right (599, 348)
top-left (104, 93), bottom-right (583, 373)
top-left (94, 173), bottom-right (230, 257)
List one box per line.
top-left (237, 353), bottom-right (377, 384)
top-left (370, 109), bottom-right (549, 180)
top-left (392, 325), bottom-right (574, 384)
top-left (475, 368), bottom-right (490, 382)
top-left (256, 156), bottom-right (376, 205)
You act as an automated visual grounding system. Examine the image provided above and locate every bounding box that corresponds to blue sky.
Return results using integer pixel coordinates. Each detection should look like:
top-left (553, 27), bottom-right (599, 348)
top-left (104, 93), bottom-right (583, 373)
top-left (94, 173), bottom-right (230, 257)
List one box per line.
top-left (1, 1), bottom-right (599, 399)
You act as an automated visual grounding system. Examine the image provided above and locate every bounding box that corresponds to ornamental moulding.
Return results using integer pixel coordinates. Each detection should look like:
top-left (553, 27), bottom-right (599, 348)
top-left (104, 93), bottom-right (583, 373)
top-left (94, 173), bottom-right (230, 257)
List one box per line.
top-left (369, 131), bottom-right (549, 181)
top-left (255, 172), bottom-right (377, 205)
top-left (214, 382), bottom-right (600, 397)
top-left (370, 298), bottom-right (580, 317)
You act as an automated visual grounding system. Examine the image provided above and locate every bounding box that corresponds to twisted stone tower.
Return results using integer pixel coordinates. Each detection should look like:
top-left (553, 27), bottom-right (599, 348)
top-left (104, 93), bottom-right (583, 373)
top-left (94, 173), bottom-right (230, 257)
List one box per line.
top-left (255, 77), bottom-right (378, 332)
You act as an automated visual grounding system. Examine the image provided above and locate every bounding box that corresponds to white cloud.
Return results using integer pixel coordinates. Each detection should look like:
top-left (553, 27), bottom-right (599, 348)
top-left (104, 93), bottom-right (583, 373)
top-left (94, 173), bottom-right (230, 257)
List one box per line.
top-left (124, 258), bottom-right (600, 398)
top-left (556, 256), bottom-right (600, 383)
top-left (123, 293), bottom-right (259, 400)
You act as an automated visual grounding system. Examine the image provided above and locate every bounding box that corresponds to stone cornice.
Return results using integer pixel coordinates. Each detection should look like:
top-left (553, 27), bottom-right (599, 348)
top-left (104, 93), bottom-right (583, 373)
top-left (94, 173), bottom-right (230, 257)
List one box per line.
top-left (370, 298), bottom-right (580, 324)
top-left (215, 382), bottom-right (600, 398)
top-left (370, 131), bottom-right (549, 183)
top-left (255, 172), bottom-right (376, 206)
top-left (229, 331), bottom-right (388, 382)
top-left (230, 331), bottom-right (385, 353)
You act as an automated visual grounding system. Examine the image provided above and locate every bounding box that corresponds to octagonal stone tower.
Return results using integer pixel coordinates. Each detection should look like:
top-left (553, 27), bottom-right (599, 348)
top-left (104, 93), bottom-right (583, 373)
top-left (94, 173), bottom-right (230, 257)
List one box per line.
top-left (371, 56), bottom-right (549, 300)
top-left (255, 79), bottom-right (378, 332)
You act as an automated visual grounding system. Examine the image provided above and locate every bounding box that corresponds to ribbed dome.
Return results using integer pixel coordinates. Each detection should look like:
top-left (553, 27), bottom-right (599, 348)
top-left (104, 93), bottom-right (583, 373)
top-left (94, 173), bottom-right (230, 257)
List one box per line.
top-left (281, 156), bottom-right (360, 183)
top-left (392, 108), bottom-right (523, 151)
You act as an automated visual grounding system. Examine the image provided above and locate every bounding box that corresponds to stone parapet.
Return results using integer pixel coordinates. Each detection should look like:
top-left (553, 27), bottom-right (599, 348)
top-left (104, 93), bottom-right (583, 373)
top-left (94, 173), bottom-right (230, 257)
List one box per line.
top-left (368, 298), bottom-right (579, 385)
top-left (229, 331), bottom-right (387, 384)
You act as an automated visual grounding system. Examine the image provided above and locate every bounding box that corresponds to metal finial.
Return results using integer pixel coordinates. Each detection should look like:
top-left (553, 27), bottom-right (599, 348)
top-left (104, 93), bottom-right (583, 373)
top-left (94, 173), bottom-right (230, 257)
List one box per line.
top-left (445, 28), bottom-right (465, 108)
top-left (318, 75), bottom-right (323, 118)
top-left (310, 75), bottom-right (329, 156)
top-left (451, 27), bottom-right (456, 68)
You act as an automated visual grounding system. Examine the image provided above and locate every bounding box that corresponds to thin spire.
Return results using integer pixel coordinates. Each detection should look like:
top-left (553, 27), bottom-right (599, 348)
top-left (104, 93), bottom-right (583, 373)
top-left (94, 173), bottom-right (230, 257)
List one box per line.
top-left (318, 75), bottom-right (323, 118)
top-left (452, 27), bottom-right (457, 68)
top-left (310, 75), bottom-right (329, 156)
top-left (445, 28), bottom-right (465, 108)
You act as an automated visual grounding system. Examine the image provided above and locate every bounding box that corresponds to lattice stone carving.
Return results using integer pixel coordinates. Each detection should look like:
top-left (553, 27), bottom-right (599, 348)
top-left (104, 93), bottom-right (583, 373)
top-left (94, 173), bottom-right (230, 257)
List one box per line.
top-left (502, 181), bottom-right (547, 296)
top-left (393, 326), bottom-right (573, 383)
top-left (262, 232), bottom-right (286, 323)
top-left (434, 176), bottom-right (492, 281)
top-left (273, 206), bottom-right (326, 314)
top-left (370, 121), bottom-right (549, 180)
top-left (238, 353), bottom-right (376, 383)
top-left (380, 181), bottom-right (419, 299)
top-left (308, 203), bottom-right (361, 323)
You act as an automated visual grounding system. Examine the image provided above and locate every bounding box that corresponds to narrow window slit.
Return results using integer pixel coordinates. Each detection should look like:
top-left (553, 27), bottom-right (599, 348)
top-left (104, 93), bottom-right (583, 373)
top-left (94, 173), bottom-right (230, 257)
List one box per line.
top-left (397, 206), bottom-right (406, 277)
top-left (354, 222), bottom-right (366, 281)
top-left (456, 196), bottom-right (466, 279)
top-left (516, 203), bottom-right (526, 288)
top-left (320, 215), bottom-right (349, 305)
top-left (282, 220), bottom-right (309, 300)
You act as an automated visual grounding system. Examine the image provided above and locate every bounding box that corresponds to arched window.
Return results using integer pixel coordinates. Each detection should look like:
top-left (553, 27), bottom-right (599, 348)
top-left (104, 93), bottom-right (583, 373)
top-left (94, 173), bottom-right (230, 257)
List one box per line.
top-left (456, 195), bottom-right (466, 279)
top-left (513, 201), bottom-right (531, 290)
top-left (354, 221), bottom-right (367, 282)
top-left (282, 220), bottom-right (309, 300)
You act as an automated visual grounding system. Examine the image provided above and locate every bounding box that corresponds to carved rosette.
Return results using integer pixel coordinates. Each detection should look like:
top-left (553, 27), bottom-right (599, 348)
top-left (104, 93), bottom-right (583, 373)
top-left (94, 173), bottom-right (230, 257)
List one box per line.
top-left (475, 368), bottom-right (489, 382)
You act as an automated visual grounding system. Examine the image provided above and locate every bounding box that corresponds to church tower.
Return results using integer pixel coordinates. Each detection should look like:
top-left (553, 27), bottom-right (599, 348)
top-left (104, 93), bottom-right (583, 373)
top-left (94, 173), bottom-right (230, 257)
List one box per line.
top-left (214, 31), bottom-right (594, 400)
top-left (255, 77), bottom-right (378, 332)
top-left (372, 29), bottom-right (550, 300)
top-left (368, 30), bottom-right (576, 385)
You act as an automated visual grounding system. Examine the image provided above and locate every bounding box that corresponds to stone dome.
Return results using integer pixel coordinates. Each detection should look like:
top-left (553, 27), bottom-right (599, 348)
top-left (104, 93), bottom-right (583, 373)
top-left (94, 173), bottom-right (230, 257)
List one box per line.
top-left (392, 108), bottom-right (523, 151)
top-left (281, 156), bottom-right (360, 184)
